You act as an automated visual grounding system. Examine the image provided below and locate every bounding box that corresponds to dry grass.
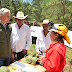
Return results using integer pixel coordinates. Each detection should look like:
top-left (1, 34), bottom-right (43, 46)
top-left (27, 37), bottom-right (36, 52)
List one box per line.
top-left (64, 47), bottom-right (72, 72)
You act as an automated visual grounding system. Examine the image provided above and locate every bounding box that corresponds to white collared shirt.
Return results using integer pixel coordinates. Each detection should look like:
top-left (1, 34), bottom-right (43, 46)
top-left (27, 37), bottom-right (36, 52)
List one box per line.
top-left (36, 30), bottom-right (52, 53)
top-left (11, 23), bottom-right (32, 53)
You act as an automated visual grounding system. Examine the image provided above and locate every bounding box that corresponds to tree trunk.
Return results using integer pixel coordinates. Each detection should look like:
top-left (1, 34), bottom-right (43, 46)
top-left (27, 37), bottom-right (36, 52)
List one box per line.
top-left (12, 0), bottom-right (17, 16)
top-left (0, 0), bottom-right (2, 8)
top-left (61, 0), bottom-right (66, 24)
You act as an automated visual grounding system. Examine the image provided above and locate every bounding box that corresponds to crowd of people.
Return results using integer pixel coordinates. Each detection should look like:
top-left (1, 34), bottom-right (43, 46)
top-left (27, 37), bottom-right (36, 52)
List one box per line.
top-left (0, 8), bottom-right (71, 72)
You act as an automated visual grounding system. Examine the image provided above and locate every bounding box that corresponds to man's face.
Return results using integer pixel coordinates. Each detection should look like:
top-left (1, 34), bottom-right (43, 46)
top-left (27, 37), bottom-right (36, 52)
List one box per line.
top-left (43, 24), bottom-right (49, 31)
top-left (1, 12), bottom-right (10, 24)
top-left (16, 19), bottom-right (24, 26)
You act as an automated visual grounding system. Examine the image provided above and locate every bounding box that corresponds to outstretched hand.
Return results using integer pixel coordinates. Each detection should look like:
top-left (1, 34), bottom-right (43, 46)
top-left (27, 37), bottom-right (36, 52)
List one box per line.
top-left (22, 49), bottom-right (27, 54)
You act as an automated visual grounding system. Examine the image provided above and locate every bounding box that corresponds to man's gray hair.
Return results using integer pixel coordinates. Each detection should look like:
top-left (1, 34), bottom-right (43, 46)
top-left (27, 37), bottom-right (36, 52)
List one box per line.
top-left (0, 8), bottom-right (10, 15)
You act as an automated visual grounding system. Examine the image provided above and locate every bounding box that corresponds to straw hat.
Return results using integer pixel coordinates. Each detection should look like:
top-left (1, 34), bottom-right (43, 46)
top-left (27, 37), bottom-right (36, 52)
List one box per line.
top-left (13, 11), bottom-right (28, 19)
top-left (49, 24), bottom-right (71, 44)
top-left (39, 19), bottom-right (49, 27)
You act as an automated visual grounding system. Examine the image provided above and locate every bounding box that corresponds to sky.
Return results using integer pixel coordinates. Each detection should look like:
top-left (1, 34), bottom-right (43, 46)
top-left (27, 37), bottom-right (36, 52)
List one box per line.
top-left (69, 0), bottom-right (72, 1)
top-left (23, 0), bottom-right (33, 4)
top-left (23, 0), bottom-right (72, 4)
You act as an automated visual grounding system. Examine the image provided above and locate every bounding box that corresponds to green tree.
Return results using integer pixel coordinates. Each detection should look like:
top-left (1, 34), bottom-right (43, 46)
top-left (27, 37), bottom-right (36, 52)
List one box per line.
top-left (0, 0), bottom-right (72, 30)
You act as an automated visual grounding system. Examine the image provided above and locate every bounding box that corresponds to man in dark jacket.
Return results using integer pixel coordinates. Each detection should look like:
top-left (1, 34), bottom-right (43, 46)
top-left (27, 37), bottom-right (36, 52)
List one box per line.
top-left (0, 8), bottom-right (11, 66)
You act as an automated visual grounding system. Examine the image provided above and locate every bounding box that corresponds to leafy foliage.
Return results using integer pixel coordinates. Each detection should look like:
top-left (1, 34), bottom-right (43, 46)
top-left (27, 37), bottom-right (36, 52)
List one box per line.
top-left (0, 0), bottom-right (72, 30)
top-left (22, 55), bottom-right (38, 65)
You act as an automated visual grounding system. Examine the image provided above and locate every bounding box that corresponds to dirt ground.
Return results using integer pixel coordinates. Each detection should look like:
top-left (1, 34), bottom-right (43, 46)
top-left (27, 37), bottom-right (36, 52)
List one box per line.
top-left (64, 59), bottom-right (72, 72)
top-left (64, 47), bottom-right (72, 72)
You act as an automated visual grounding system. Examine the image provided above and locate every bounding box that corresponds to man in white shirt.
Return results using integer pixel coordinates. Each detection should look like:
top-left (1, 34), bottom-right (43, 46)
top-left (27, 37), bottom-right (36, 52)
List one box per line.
top-left (36, 19), bottom-right (53, 55)
top-left (11, 11), bottom-right (32, 62)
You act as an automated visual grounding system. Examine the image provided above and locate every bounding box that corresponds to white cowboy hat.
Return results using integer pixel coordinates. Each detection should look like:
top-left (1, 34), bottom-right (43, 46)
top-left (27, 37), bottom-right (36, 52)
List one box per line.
top-left (39, 19), bottom-right (49, 27)
top-left (13, 11), bottom-right (28, 19)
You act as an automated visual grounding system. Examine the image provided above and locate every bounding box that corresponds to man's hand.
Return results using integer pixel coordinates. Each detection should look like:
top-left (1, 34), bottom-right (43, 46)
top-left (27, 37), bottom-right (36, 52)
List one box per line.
top-left (36, 52), bottom-right (40, 55)
top-left (11, 49), bottom-right (15, 61)
top-left (11, 53), bottom-right (15, 61)
top-left (22, 49), bottom-right (27, 54)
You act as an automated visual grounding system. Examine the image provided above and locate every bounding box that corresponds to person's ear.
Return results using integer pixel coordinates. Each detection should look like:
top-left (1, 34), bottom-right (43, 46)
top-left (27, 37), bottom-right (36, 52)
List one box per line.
top-left (15, 18), bottom-right (17, 21)
top-left (56, 33), bottom-right (59, 38)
